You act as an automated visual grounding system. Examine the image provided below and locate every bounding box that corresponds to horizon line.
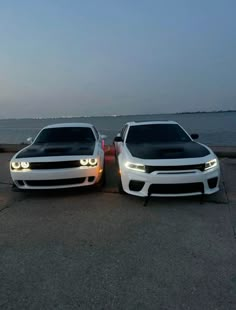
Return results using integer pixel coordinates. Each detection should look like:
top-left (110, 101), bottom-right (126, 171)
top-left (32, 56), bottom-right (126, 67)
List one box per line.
top-left (0, 109), bottom-right (235, 120)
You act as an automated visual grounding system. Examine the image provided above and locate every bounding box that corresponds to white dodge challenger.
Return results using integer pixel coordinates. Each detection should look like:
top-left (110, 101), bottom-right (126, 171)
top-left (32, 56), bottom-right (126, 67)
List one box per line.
top-left (114, 121), bottom-right (220, 197)
top-left (10, 123), bottom-right (105, 190)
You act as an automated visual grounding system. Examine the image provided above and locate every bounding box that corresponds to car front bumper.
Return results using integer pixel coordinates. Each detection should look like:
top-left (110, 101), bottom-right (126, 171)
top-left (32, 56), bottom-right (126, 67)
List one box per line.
top-left (11, 166), bottom-right (103, 190)
top-left (120, 166), bottom-right (220, 197)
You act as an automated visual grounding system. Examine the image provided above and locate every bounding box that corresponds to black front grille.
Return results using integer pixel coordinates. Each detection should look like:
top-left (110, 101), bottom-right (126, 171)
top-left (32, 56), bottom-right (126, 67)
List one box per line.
top-left (30, 161), bottom-right (81, 170)
top-left (25, 177), bottom-right (86, 187)
top-left (145, 164), bottom-right (205, 173)
top-left (148, 183), bottom-right (204, 195)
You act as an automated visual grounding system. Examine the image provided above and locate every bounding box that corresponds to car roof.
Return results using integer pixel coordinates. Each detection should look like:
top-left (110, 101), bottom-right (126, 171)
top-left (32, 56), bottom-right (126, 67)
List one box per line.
top-left (126, 120), bottom-right (179, 126)
top-left (42, 123), bottom-right (94, 129)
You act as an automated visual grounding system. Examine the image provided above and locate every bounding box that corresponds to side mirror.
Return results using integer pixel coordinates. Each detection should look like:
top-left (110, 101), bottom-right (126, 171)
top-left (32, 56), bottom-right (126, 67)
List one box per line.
top-left (114, 136), bottom-right (123, 142)
top-left (26, 137), bottom-right (33, 144)
top-left (191, 134), bottom-right (199, 140)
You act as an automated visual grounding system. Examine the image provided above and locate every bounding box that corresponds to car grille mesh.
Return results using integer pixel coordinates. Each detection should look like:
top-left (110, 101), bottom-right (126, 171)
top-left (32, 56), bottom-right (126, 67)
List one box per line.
top-left (29, 161), bottom-right (81, 169)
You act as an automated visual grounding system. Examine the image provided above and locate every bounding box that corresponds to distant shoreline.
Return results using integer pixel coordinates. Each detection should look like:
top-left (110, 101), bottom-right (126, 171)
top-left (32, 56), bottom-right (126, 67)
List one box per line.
top-left (175, 110), bottom-right (236, 115)
top-left (0, 110), bottom-right (235, 121)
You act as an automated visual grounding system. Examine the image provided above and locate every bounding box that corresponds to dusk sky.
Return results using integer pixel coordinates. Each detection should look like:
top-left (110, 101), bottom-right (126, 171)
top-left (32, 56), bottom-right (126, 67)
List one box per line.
top-left (1, 0), bottom-right (236, 118)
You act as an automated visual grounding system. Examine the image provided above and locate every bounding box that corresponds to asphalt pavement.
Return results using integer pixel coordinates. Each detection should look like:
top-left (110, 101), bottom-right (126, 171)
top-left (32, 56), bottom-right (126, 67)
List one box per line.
top-left (0, 152), bottom-right (236, 310)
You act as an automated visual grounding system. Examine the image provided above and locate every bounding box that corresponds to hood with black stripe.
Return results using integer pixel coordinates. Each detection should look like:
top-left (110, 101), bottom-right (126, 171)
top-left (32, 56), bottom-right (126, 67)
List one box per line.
top-left (126, 141), bottom-right (210, 160)
top-left (16, 142), bottom-right (95, 158)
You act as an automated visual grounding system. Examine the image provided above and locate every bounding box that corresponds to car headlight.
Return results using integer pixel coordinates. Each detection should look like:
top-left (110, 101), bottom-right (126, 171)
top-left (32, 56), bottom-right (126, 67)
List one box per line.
top-left (11, 161), bottom-right (30, 170)
top-left (80, 158), bottom-right (98, 167)
top-left (80, 159), bottom-right (89, 166)
top-left (125, 162), bottom-right (146, 172)
top-left (21, 162), bottom-right (30, 169)
top-left (11, 162), bottom-right (21, 169)
top-left (205, 159), bottom-right (217, 171)
top-left (88, 158), bottom-right (98, 166)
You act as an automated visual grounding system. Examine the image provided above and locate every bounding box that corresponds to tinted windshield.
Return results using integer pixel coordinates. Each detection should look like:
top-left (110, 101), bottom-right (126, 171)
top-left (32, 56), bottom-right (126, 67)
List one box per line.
top-left (126, 124), bottom-right (191, 144)
top-left (34, 127), bottom-right (96, 144)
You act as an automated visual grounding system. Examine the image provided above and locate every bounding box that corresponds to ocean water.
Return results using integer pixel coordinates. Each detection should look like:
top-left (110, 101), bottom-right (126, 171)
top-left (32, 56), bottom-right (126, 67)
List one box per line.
top-left (0, 112), bottom-right (235, 146)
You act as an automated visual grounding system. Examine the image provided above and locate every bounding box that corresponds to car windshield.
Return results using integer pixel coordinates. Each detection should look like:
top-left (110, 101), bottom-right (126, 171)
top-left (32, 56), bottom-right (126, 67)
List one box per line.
top-left (34, 127), bottom-right (96, 144)
top-left (126, 124), bottom-right (191, 144)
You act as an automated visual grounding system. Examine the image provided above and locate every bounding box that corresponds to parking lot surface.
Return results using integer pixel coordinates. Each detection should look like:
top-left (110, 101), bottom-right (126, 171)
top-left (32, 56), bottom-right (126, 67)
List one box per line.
top-left (0, 153), bottom-right (236, 310)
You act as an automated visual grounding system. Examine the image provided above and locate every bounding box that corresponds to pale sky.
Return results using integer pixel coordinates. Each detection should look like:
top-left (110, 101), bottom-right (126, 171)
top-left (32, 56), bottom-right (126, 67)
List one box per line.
top-left (0, 0), bottom-right (236, 118)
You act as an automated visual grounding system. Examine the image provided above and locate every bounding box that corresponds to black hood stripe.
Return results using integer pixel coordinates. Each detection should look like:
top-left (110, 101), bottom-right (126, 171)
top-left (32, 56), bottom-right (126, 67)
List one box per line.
top-left (16, 142), bottom-right (95, 158)
top-left (126, 142), bottom-right (210, 159)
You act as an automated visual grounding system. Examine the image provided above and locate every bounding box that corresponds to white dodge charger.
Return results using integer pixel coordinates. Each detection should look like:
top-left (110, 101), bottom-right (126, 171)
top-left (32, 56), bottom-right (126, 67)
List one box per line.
top-left (114, 121), bottom-right (220, 197)
top-left (10, 123), bottom-right (105, 190)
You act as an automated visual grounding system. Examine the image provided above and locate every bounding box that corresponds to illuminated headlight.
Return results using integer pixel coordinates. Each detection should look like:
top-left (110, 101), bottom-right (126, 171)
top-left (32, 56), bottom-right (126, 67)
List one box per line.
top-left (80, 158), bottom-right (98, 167)
top-left (11, 162), bottom-right (21, 169)
top-left (21, 162), bottom-right (30, 169)
top-left (205, 159), bottom-right (217, 171)
top-left (125, 162), bottom-right (146, 172)
top-left (80, 159), bottom-right (89, 166)
top-left (11, 161), bottom-right (30, 170)
top-left (88, 158), bottom-right (98, 166)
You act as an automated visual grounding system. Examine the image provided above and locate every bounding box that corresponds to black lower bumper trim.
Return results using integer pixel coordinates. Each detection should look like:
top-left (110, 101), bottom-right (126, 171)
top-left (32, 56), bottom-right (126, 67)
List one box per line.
top-left (25, 177), bottom-right (86, 187)
top-left (148, 183), bottom-right (204, 195)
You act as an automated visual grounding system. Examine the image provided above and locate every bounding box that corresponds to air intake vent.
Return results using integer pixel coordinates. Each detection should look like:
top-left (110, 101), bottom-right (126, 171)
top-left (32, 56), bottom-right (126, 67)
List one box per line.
top-left (129, 180), bottom-right (145, 191)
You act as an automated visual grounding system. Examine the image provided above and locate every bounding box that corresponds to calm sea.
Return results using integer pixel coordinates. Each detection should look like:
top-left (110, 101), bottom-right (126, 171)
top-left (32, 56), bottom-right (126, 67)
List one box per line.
top-left (0, 112), bottom-right (235, 146)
